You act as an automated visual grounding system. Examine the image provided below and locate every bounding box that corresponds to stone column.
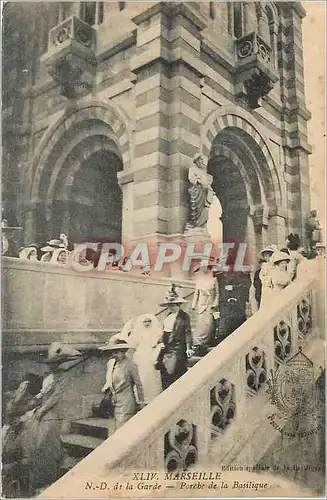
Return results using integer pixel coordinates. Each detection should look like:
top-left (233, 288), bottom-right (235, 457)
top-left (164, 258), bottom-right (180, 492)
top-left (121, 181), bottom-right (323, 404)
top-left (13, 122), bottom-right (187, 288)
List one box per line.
top-left (267, 205), bottom-right (287, 247)
top-left (168, 3), bottom-right (207, 236)
top-left (23, 201), bottom-right (45, 245)
top-left (130, 4), bottom-right (171, 240)
top-left (280, 4), bottom-right (312, 244)
top-left (117, 169), bottom-right (135, 244)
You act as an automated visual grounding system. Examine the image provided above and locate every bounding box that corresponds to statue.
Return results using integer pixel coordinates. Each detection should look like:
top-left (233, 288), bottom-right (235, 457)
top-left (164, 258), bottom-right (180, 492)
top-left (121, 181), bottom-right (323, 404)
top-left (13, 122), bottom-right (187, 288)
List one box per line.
top-left (185, 153), bottom-right (214, 231)
top-left (305, 209), bottom-right (322, 249)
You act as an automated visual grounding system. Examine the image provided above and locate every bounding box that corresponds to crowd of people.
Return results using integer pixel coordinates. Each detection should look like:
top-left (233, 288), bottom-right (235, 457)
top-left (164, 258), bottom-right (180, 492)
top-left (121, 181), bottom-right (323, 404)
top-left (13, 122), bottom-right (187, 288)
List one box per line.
top-left (2, 229), bottom-right (325, 496)
top-left (94, 231), bottom-right (326, 432)
top-left (252, 232), bottom-right (325, 311)
top-left (18, 234), bottom-right (71, 266)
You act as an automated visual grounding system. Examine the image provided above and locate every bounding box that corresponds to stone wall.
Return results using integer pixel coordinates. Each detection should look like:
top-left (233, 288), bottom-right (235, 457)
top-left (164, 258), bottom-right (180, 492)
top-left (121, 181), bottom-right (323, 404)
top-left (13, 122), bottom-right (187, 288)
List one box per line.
top-left (2, 2), bottom-right (312, 249)
top-left (3, 257), bottom-right (194, 352)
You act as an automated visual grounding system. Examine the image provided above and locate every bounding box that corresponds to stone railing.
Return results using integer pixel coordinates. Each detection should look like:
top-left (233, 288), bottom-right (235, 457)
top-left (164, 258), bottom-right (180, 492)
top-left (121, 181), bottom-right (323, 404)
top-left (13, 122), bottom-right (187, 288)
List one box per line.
top-left (41, 274), bottom-right (324, 497)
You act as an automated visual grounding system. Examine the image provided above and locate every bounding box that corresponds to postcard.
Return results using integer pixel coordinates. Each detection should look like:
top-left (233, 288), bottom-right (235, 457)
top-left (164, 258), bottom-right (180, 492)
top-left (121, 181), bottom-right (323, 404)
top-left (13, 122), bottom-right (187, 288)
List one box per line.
top-left (2, 1), bottom-right (325, 498)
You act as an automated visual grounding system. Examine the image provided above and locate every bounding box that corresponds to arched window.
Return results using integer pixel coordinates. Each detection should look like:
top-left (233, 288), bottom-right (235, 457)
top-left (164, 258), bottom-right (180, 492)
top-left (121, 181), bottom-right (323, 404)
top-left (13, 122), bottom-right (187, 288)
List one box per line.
top-left (80, 2), bottom-right (104, 25)
top-left (265, 5), bottom-right (278, 67)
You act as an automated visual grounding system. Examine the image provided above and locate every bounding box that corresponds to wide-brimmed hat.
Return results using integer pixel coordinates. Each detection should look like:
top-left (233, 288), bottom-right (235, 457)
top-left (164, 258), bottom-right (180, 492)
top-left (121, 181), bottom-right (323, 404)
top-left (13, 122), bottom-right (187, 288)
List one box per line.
top-left (258, 246), bottom-right (275, 257)
top-left (271, 251), bottom-right (291, 265)
top-left (315, 242), bottom-right (325, 249)
top-left (160, 283), bottom-right (188, 307)
top-left (40, 342), bottom-right (83, 364)
top-left (98, 338), bottom-right (132, 352)
top-left (41, 239), bottom-right (65, 252)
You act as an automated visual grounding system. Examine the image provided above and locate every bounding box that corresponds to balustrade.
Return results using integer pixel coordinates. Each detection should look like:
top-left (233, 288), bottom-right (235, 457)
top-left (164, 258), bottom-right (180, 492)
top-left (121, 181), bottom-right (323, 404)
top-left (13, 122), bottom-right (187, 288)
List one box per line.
top-left (40, 274), bottom-right (323, 495)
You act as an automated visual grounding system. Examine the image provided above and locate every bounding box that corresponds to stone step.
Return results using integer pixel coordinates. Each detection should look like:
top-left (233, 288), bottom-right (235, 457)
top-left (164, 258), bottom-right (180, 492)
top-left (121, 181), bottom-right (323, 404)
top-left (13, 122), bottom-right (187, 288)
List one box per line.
top-left (71, 417), bottom-right (115, 440)
top-left (61, 433), bottom-right (104, 458)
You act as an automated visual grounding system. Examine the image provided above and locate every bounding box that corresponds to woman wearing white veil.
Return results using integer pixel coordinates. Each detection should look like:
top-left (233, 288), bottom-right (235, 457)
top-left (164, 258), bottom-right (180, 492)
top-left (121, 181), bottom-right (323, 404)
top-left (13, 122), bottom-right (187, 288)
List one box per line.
top-left (129, 314), bottom-right (163, 404)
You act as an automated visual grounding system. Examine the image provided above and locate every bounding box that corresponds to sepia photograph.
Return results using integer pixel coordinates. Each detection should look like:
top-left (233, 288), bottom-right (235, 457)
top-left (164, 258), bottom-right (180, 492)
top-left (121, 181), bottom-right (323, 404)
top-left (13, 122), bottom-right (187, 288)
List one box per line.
top-left (1, 0), bottom-right (326, 498)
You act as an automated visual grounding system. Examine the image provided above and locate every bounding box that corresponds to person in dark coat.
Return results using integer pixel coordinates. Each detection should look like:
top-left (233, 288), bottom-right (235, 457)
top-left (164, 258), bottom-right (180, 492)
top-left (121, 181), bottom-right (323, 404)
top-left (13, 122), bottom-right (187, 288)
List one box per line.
top-left (23, 343), bottom-right (83, 494)
top-left (156, 284), bottom-right (193, 390)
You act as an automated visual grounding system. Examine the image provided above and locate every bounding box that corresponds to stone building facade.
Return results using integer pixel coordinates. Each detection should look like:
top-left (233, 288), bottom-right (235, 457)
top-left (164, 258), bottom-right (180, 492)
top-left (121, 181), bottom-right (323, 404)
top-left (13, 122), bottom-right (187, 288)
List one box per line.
top-left (3, 1), bottom-right (312, 263)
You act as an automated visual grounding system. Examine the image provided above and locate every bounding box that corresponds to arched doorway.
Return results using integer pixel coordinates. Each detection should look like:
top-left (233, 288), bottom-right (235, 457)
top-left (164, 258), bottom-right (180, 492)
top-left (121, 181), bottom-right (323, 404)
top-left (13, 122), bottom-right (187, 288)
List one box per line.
top-left (47, 143), bottom-right (123, 243)
top-left (208, 126), bottom-right (277, 261)
top-left (26, 102), bottom-right (131, 246)
top-left (207, 125), bottom-right (278, 339)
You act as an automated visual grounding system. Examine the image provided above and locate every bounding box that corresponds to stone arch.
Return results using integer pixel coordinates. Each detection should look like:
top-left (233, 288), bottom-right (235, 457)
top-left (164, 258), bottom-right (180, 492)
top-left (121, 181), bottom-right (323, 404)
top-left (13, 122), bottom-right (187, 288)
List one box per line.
top-left (262, 1), bottom-right (279, 26)
top-left (30, 101), bottom-right (131, 202)
top-left (202, 107), bottom-right (287, 259)
top-left (201, 107), bottom-right (284, 207)
top-left (26, 101), bottom-right (131, 243)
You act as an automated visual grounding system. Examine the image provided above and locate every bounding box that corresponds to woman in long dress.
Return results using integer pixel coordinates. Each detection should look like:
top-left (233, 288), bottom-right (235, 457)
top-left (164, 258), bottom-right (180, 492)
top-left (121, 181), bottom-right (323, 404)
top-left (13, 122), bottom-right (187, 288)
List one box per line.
top-left (128, 314), bottom-right (163, 404)
top-left (100, 339), bottom-right (145, 429)
top-left (191, 265), bottom-right (219, 355)
top-left (258, 246), bottom-right (275, 308)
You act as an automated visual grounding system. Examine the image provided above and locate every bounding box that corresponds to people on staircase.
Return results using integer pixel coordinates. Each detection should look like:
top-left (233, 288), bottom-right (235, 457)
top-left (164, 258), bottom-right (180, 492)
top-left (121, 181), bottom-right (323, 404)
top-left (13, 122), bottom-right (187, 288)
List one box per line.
top-left (191, 262), bottom-right (219, 356)
top-left (99, 338), bottom-right (145, 429)
top-left (257, 246), bottom-right (276, 308)
top-left (270, 251), bottom-right (292, 293)
top-left (156, 284), bottom-right (193, 390)
top-left (285, 232), bottom-right (305, 280)
top-left (128, 314), bottom-right (163, 403)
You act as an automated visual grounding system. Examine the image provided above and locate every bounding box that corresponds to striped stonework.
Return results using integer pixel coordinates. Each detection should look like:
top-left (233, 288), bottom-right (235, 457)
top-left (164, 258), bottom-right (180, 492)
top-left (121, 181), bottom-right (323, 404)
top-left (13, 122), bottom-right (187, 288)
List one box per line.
top-left (30, 102), bottom-right (131, 202)
top-left (4, 2), bottom-right (312, 249)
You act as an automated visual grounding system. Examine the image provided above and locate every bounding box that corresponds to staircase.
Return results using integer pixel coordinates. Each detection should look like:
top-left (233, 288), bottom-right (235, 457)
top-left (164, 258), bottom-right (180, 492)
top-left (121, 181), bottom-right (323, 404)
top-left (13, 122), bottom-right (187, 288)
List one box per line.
top-left (58, 346), bottom-right (213, 477)
top-left (60, 417), bottom-right (116, 475)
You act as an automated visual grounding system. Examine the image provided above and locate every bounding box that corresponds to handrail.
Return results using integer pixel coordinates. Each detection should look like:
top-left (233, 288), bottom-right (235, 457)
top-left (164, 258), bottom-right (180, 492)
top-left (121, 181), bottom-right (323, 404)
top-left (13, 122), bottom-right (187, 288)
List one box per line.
top-left (41, 275), bottom-right (322, 496)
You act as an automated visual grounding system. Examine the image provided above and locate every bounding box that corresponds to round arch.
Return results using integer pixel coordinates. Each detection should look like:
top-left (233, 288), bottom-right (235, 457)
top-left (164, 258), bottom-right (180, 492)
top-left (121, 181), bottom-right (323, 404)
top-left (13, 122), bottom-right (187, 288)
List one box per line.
top-left (201, 107), bottom-right (284, 207)
top-left (30, 101), bottom-right (132, 202)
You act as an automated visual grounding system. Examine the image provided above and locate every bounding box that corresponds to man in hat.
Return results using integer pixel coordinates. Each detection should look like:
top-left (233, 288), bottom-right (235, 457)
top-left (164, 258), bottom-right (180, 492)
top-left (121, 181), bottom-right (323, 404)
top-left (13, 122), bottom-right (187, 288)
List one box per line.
top-left (157, 284), bottom-right (192, 389)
